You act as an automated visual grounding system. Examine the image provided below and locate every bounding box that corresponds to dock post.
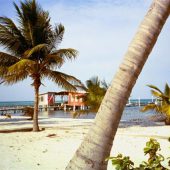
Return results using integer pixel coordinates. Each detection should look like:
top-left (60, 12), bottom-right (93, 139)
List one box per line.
top-left (73, 105), bottom-right (75, 112)
top-left (64, 104), bottom-right (66, 112)
top-left (138, 97), bottom-right (141, 107)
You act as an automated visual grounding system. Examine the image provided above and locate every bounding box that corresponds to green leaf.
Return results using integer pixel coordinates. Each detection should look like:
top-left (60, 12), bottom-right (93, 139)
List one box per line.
top-left (24, 44), bottom-right (47, 58)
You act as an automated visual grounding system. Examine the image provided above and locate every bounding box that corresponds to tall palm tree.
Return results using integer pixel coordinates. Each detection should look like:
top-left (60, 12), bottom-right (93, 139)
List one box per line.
top-left (66, 0), bottom-right (170, 169)
top-left (85, 76), bottom-right (108, 112)
top-left (0, 0), bottom-right (82, 132)
top-left (141, 84), bottom-right (170, 125)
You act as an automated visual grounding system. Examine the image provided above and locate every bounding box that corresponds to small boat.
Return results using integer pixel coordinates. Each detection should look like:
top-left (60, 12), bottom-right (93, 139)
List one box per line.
top-left (126, 103), bottom-right (133, 107)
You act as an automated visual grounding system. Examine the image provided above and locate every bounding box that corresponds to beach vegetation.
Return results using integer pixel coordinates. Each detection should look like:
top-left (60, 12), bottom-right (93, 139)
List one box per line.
top-left (108, 138), bottom-right (170, 170)
top-left (72, 76), bottom-right (108, 117)
top-left (0, 0), bottom-right (82, 131)
top-left (141, 84), bottom-right (170, 125)
top-left (84, 76), bottom-right (108, 112)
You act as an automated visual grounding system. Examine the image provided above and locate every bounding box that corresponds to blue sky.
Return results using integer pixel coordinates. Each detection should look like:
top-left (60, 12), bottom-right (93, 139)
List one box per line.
top-left (0, 0), bottom-right (170, 101)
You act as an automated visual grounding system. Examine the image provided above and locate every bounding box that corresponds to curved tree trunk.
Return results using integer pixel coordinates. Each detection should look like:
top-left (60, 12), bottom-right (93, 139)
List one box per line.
top-left (33, 80), bottom-right (40, 132)
top-left (66, 0), bottom-right (170, 169)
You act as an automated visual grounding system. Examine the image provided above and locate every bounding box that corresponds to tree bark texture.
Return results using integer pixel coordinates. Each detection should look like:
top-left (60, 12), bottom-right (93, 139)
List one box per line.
top-left (66, 0), bottom-right (170, 169)
top-left (33, 81), bottom-right (40, 132)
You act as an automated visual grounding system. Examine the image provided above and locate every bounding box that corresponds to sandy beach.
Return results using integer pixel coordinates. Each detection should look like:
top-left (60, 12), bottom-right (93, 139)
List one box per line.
top-left (0, 115), bottom-right (170, 170)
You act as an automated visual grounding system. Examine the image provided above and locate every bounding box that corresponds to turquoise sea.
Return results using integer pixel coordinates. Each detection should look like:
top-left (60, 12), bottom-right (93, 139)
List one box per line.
top-left (0, 99), bottom-right (154, 107)
top-left (0, 101), bottom-right (34, 107)
top-left (0, 99), bottom-right (155, 120)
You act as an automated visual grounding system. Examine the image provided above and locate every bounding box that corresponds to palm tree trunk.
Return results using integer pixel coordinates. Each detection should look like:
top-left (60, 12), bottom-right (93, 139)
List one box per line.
top-left (33, 82), bottom-right (40, 132)
top-left (66, 1), bottom-right (170, 169)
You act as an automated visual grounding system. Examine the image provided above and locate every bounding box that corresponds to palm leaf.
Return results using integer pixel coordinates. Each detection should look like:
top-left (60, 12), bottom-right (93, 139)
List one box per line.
top-left (3, 59), bottom-right (34, 84)
top-left (24, 44), bottom-right (47, 58)
top-left (160, 103), bottom-right (170, 116)
top-left (164, 83), bottom-right (170, 98)
top-left (42, 48), bottom-right (78, 69)
top-left (54, 24), bottom-right (65, 47)
top-left (0, 52), bottom-right (19, 66)
top-left (147, 84), bottom-right (163, 94)
top-left (43, 54), bottom-right (64, 68)
top-left (141, 103), bottom-right (161, 113)
top-left (51, 48), bottom-right (78, 61)
top-left (8, 59), bottom-right (35, 74)
top-left (0, 66), bottom-right (8, 77)
top-left (151, 90), bottom-right (169, 103)
top-left (13, 2), bottom-right (24, 23)
top-left (0, 17), bottom-right (27, 55)
top-left (43, 69), bottom-right (82, 91)
top-left (4, 69), bottom-right (28, 85)
top-left (151, 90), bottom-right (162, 99)
top-left (0, 17), bottom-right (23, 38)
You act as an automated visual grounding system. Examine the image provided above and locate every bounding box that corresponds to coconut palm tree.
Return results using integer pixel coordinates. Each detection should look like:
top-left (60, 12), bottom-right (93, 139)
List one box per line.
top-left (85, 76), bottom-right (108, 112)
top-left (0, 0), bottom-right (82, 132)
top-left (72, 77), bottom-right (108, 118)
top-left (66, 0), bottom-right (170, 169)
top-left (141, 84), bottom-right (170, 125)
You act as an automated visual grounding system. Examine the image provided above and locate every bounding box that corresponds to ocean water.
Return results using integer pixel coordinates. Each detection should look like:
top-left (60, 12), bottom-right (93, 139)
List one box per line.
top-left (40, 106), bottom-right (154, 120)
top-left (0, 99), bottom-right (153, 107)
top-left (0, 100), bottom-right (155, 120)
top-left (0, 101), bottom-right (34, 107)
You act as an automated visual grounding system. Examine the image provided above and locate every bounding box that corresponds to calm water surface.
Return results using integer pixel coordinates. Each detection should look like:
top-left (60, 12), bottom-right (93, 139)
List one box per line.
top-left (0, 100), bottom-right (155, 121)
top-left (39, 106), bottom-right (155, 121)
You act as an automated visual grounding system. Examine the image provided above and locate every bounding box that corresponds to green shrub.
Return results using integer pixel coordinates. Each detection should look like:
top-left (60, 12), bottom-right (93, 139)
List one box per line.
top-left (107, 138), bottom-right (170, 170)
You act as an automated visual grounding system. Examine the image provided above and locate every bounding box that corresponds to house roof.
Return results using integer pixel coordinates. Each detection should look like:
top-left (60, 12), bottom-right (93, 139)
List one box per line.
top-left (39, 91), bottom-right (87, 96)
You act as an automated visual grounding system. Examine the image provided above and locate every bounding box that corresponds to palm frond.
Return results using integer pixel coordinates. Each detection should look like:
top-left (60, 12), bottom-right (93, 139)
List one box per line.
top-left (8, 59), bottom-right (35, 74)
top-left (86, 76), bottom-right (100, 89)
top-left (161, 104), bottom-right (170, 116)
top-left (0, 52), bottom-right (19, 66)
top-left (42, 48), bottom-right (78, 69)
top-left (47, 24), bottom-right (65, 52)
top-left (51, 48), bottom-right (78, 62)
top-left (0, 66), bottom-right (8, 77)
top-left (147, 84), bottom-right (163, 94)
top-left (43, 69), bottom-right (82, 91)
top-left (0, 17), bottom-right (22, 38)
top-left (151, 90), bottom-right (162, 98)
top-left (13, 2), bottom-right (24, 23)
top-left (101, 79), bottom-right (109, 90)
top-left (151, 90), bottom-right (169, 103)
top-left (0, 17), bottom-right (27, 55)
top-left (164, 83), bottom-right (170, 98)
top-left (143, 84), bottom-right (170, 121)
top-left (43, 54), bottom-right (64, 68)
top-left (141, 103), bottom-right (161, 113)
top-left (24, 44), bottom-right (47, 58)
top-left (54, 24), bottom-right (65, 48)
top-left (4, 69), bottom-right (29, 85)
top-left (2, 59), bottom-right (35, 84)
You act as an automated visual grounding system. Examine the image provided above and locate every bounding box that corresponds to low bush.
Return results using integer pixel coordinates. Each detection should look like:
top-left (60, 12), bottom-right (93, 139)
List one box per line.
top-left (107, 138), bottom-right (170, 170)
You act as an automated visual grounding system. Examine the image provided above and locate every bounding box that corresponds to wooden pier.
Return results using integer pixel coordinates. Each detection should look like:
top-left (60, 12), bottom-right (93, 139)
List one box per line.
top-left (0, 106), bottom-right (33, 114)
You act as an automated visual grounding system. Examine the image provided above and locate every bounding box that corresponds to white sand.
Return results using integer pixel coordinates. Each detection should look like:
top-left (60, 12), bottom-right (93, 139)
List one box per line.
top-left (0, 116), bottom-right (170, 170)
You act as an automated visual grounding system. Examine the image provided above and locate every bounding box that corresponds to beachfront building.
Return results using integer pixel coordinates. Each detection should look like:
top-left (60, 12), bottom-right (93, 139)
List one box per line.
top-left (39, 91), bottom-right (87, 111)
